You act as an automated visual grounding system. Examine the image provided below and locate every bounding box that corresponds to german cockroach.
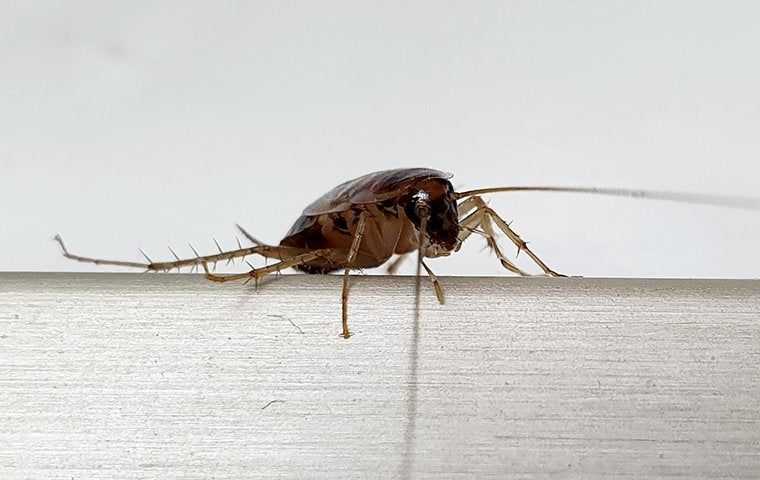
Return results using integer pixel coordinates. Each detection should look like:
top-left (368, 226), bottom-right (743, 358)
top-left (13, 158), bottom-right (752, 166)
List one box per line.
top-left (56, 167), bottom-right (759, 338)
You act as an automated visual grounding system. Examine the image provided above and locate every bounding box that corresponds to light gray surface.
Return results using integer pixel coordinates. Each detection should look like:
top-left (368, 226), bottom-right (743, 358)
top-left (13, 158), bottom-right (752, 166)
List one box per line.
top-left (0, 273), bottom-right (759, 479)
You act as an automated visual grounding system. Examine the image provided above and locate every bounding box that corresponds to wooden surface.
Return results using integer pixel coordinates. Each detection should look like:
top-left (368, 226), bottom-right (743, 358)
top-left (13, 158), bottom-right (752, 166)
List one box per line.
top-left (0, 273), bottom-right (759, 479)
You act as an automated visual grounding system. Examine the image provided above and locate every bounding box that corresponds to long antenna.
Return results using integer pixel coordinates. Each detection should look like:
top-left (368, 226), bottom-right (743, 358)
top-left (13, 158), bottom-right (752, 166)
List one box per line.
top-left (454, 186), bottom-right (760, 210)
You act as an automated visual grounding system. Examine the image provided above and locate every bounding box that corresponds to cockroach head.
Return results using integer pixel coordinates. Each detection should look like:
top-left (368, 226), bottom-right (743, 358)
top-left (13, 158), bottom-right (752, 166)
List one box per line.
top-left (403, 178), bottom-right (459, 256)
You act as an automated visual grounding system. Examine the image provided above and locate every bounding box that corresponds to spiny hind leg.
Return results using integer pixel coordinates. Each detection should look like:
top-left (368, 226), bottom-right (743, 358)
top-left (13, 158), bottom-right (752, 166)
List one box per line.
top-left (468, 196), bottom-right (565, 277)
top-left (54, 234), bottom-right (153, 270)
top-left (54, 229), bottom-right (302, 273)
top-left (203, 247), bottom-right (340, 284)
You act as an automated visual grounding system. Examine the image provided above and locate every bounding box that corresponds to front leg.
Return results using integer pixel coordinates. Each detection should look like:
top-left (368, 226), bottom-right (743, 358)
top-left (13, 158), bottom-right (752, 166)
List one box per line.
top-left (456, 200), bottom-right (531, 276)
top-left (467, 196), bottom-right (565, 277)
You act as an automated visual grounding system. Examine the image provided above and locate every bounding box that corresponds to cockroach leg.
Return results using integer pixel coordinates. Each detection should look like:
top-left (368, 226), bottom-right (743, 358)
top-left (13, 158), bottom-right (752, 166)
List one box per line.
top-left (455, 206), bottom-right (483, 248)
top-left (386, 254), bottom-right (408, 275)
top-left (469, 196), bottom-right (565, 277)
top-left (203, 248), bottom-right (336, 284)
top-left (54, 234), bottom-right (151, 270)
top-left (454, 208), bottom-right (531, 276)
top-left (456, 196), bottom-right (504, 250)
top-left (200, 264), bottom-right (251, 283)
top-left (456, 196), bottom-right (480, 219)
top-left (54, 234), bottom-right (308, 273)
top-left (341, 211), bottom-right (368, 339)
top-left (420, 259), bottom-right (445, 304)
top-left (236, 223), bottom-right (266, 246)
top-left (489, 213), bottom-right (565, 277)
top-left (479, 212), bottom-right (532, 276)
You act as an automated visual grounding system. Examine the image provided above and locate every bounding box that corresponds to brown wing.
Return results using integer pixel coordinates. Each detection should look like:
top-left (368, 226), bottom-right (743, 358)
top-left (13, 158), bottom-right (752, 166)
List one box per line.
top-left (302, 168), bottom-right (453, 216)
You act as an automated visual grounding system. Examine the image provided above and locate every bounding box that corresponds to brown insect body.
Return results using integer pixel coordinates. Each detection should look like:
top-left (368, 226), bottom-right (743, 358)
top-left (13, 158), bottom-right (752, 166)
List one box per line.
top-left (280, 168), bottom-right (460, 274)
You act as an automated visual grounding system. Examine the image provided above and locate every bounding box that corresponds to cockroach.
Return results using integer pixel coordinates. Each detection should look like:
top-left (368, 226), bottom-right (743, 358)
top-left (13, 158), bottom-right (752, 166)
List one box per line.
top-left (55, 167), bottom-right (759, 338)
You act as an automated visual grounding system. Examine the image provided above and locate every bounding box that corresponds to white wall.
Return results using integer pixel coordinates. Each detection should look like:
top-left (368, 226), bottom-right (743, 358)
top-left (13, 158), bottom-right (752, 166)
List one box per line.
top-left (2, 1), bottom-right (758, 277)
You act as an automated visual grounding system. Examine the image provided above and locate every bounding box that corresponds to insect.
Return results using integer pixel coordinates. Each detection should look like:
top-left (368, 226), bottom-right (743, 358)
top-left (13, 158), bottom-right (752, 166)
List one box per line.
top-left (56, 167), bottom-right (759, 338)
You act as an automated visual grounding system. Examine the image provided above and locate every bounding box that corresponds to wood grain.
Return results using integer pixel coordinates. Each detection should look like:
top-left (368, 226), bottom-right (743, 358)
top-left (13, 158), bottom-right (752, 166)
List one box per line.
top-left (0, 273), bottom-right (758, 479)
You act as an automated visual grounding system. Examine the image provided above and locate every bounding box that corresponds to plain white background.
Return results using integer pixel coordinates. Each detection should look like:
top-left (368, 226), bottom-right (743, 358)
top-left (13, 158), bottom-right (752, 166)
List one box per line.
top-left (1, 1), bottom-right (758, 277)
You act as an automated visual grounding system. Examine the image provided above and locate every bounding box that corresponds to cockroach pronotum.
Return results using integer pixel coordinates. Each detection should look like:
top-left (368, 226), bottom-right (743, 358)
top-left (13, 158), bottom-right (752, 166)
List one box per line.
top-left (55, 167), bottom-right (759, 338)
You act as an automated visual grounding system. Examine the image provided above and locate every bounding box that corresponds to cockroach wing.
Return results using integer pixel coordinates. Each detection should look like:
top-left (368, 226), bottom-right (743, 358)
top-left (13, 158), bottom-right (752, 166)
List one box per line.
top-left (302, 168), bottom-right (453, 216)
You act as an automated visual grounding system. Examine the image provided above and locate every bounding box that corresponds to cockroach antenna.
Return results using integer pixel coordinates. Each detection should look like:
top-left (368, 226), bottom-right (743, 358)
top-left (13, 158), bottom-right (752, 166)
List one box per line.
top-left (454, 185), bottom-right (760, 210)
